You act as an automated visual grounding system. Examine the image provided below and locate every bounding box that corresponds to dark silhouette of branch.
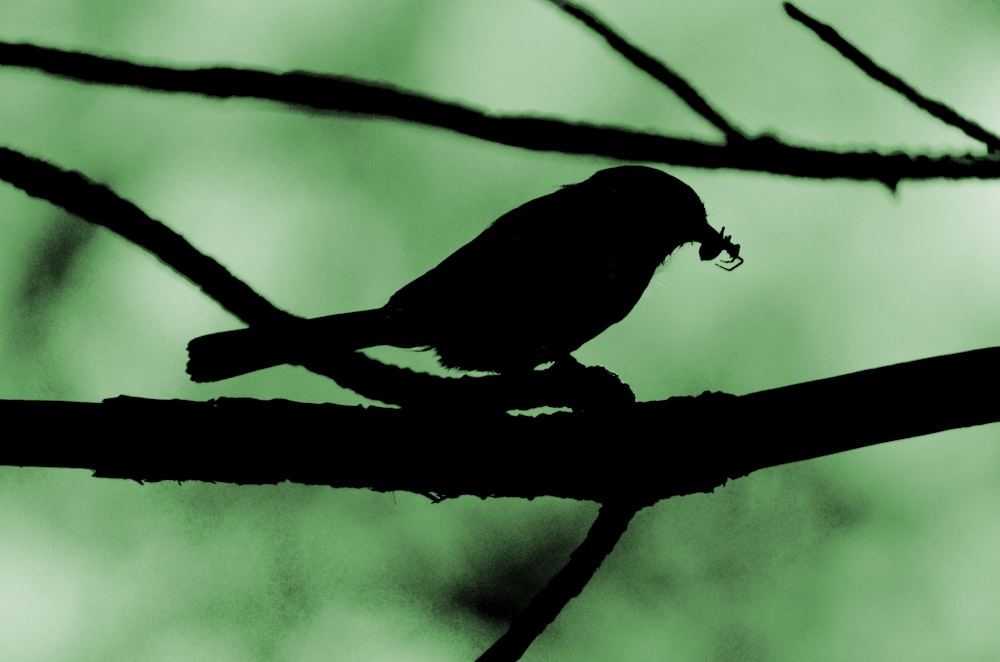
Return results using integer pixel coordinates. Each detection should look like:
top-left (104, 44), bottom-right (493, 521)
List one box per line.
top-left (6, 348), bottom-right (999, 498)
top-left (0, 146), bottom-right (292, 328)
top-left (784, 2), bottom-right (1000, 151)
top-left (476, 500), bottom-right (648, 662)
top-left (543, 0), bottom-right (747, 141)
top-left (2, 42), bottom-right (1000, 188)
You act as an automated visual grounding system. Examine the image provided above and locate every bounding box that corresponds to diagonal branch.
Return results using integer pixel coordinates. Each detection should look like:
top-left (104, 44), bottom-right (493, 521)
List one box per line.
top-left (543, 0), bottom-right (746, 141)
top-left (0, 146), bottom-right (429, 404)
top-left (784, 2), bottom-right (1000, 151)
top-left (476, 500), bottom-right (648, 662)
top-left (0, 146), bottom-right (292, 328)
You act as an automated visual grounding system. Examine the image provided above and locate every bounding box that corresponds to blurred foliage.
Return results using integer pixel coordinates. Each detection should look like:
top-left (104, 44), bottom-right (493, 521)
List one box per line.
top-left (1, 0), bottom-right (1000, 660)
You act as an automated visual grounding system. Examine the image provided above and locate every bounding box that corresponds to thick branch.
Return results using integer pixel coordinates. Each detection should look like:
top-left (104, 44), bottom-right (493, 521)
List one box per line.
top-left (5, 347), bottom-right (998, 499)
top-left (2, 42), bottom-right (1000, 184)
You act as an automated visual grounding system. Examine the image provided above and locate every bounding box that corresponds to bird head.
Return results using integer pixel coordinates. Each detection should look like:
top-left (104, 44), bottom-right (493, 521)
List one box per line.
top-left (585, 166), bottom-right (743, 270)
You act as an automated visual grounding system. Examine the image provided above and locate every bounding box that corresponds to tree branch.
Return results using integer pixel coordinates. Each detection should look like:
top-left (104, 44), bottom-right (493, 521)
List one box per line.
top-left (5, 347), bottom-right (998, 499)
top-left (0, 147), bottom-right (294, 327)
top-left (2, 42), bottom-right (1000, 187)
top-left (476, 500), bottom-right (647, 662)
top-left (784, 2), bottom-right (1000, 151)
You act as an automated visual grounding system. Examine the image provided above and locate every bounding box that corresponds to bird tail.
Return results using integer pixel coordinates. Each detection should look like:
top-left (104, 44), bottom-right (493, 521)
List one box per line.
top-left (186, 309), bottom-right (396, 383)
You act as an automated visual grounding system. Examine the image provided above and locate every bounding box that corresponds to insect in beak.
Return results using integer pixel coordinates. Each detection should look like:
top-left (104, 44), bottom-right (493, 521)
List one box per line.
top-left (700, 226), bottom-right (743, 271)
top-left (716, 254), bottom-right (743, 271)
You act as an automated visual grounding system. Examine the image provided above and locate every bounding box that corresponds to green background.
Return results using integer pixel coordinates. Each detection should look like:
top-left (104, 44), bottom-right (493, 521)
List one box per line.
top-left (2, 0), bottom-right (1000, 660)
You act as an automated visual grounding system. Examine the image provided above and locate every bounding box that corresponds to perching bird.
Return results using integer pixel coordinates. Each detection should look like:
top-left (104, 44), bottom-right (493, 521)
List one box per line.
top-left (186, 165), bottom-right (741, 382)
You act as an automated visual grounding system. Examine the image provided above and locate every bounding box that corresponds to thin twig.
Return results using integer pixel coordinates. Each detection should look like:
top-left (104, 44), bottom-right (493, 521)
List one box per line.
top-left (476, 500), bottom-right (648, 662)
top-left (544, 0), bottom-right (747, 142)
top-left (0, 146), bottom-right (440, 404)
top-left (784, 2), bottom-right (1000, 151)
top-left (0, 154), bottom-right (480, 404)
top-left (0, 147), bottom-right (292, 328)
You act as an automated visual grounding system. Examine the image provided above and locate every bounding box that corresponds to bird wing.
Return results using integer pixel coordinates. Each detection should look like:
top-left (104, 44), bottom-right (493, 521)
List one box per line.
top-left (386, 184), bottom-right (575, 317)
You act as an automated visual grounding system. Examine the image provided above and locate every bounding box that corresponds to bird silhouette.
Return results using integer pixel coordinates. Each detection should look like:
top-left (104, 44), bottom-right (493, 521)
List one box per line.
top-left (186, 165), bottom-right (741, 382)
